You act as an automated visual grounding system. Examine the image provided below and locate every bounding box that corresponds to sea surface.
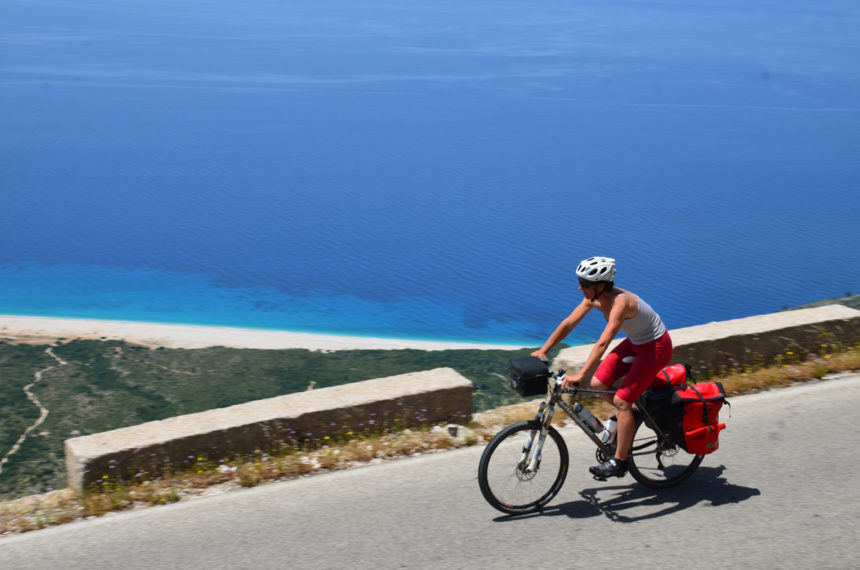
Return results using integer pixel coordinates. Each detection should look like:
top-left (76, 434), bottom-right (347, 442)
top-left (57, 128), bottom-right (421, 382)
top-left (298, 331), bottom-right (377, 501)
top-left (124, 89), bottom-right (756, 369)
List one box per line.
top-left (1, 0), bottom-right (859, 346)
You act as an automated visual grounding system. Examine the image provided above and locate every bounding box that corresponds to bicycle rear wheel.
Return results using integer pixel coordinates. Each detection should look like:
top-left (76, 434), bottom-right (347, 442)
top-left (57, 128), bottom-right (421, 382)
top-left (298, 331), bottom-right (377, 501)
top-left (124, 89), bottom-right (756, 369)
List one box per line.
top-left (477, 420), bottom-right (568, 515)
top-left (627, 412), bottom-right (703, 487)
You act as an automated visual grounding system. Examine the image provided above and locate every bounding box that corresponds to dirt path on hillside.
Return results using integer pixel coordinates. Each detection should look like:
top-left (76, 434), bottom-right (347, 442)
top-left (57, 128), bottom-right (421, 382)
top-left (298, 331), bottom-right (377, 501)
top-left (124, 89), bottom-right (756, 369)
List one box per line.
top-left (0, 348), bottom-right (67, 475)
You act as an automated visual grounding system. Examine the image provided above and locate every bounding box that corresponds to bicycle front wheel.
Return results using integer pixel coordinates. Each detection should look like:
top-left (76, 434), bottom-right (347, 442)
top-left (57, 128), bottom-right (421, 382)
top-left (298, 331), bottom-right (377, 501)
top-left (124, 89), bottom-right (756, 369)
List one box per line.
top-left (627, 413), bottom-right (703, 488)
top-left (477, 420), bottom-right (568, 515)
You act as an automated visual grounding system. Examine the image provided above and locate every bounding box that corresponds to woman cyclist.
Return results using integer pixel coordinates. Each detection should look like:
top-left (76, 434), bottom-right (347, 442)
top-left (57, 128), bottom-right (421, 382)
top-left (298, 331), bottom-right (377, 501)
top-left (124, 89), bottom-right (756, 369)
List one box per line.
top-left (531, 256), bottom-right (672, 479)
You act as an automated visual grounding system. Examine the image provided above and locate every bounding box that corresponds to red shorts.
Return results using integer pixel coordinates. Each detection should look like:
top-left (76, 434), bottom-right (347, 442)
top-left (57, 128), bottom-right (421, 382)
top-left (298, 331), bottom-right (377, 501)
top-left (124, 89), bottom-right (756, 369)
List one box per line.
top-left (593, 331), bottom-right (673, 403)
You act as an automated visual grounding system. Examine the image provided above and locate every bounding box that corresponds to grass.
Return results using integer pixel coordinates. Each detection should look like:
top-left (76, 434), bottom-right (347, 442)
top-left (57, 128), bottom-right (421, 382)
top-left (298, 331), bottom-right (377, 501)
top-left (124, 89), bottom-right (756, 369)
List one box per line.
top-left (2, 344), bottom-right (858, 536)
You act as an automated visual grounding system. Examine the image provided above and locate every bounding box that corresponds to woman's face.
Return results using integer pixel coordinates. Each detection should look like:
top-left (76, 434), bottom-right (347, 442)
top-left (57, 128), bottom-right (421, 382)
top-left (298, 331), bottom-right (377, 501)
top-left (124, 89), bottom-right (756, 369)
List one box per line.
top-left (579, 279), bottom-right (598, 296)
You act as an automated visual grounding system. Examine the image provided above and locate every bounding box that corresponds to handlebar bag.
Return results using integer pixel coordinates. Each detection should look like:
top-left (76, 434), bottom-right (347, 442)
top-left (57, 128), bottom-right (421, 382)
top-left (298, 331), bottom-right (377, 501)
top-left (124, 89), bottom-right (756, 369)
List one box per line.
top-left (508, 356), bottom-right (550, 397)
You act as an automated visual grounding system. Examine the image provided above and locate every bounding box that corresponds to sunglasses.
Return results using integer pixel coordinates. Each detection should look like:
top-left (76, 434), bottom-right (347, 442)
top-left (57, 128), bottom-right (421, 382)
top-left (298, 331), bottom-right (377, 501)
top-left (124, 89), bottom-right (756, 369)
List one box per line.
top-left (579, 279), bottom-right (598, 289)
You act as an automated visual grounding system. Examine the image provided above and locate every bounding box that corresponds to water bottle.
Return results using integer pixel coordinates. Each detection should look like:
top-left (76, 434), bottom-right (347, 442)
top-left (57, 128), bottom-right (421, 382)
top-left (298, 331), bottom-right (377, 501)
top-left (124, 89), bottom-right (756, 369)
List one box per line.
top-left (599, 417), bottom-right (617, 444)
top-left (573, 402), bottom-right (603, 433)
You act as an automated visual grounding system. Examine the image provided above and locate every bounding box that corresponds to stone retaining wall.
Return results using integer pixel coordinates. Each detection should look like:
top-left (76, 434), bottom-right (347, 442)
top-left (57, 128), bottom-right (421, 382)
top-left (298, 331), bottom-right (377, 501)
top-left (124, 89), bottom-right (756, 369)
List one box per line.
top-left (65, 367), bottom-right (472, 491)
top-left (64, 305), bottom-right (860, 491)
top-left (554, 305), bottom-right (860, 376)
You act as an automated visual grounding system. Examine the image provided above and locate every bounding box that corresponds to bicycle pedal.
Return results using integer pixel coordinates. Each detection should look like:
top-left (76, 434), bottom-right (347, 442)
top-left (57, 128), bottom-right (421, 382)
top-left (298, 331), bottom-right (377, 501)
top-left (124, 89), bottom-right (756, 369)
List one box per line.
top-left (592, 475), bottom-right (607, 482)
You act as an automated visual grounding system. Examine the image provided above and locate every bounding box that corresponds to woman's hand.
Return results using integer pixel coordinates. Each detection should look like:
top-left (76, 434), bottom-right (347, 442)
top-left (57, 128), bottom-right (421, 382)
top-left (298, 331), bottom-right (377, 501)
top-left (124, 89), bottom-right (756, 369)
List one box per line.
top-left (530, 349), bottom-right (548, 360)
top-left (562, 370), bottom-right (585, 390)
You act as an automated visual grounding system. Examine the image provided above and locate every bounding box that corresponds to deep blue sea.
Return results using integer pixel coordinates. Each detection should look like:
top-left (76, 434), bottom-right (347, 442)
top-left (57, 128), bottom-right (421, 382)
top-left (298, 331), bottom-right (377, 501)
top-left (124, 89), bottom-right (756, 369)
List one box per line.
top-left (1, 0), bottom-right (859, 346)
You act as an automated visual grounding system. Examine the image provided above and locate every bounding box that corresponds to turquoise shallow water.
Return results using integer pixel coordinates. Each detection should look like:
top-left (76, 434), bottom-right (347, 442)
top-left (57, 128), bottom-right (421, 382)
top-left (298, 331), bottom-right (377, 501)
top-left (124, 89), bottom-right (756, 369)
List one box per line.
top-left (1, 1), bottom-right (859, 345)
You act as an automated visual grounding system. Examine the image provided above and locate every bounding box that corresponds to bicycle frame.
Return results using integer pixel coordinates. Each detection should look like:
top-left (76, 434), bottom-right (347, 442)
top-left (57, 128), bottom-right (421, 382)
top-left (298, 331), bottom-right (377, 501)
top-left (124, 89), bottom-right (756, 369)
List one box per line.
top-left (525, 368), bottom-right (673, 469)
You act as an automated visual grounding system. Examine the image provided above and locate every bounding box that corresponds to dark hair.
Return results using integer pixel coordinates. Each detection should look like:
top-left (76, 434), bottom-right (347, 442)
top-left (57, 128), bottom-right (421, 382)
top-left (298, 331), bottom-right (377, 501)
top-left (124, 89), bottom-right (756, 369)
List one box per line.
top-left (579, 278), bottom-right (614, 289)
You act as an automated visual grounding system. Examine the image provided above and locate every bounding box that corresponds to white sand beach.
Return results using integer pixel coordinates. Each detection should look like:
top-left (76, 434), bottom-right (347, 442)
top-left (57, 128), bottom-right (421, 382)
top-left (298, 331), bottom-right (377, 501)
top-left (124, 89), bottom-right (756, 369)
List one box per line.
top-left (0, 316), bottom-right (529, 351)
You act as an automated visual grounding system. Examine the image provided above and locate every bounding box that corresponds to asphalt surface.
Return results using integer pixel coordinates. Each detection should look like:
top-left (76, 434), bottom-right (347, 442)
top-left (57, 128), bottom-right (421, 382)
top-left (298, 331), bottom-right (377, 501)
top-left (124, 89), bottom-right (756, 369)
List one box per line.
top-left (2, 373), bottom-right (859, 569)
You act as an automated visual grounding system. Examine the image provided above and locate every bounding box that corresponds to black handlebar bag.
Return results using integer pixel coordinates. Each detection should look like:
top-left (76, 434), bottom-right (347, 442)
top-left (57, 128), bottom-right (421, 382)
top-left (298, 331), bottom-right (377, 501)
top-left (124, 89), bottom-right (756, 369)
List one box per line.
top-left (508, 356), bottom-right (550, 397)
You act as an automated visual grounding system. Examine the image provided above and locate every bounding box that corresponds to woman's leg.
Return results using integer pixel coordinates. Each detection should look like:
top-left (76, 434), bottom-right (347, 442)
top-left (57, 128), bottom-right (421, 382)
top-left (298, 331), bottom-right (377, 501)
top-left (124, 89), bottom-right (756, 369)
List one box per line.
top-left (612, 396), bottom-right (635, 461)
top-left (613, 332), bottom-right (673, 461)
top-left (591, 338), bottom-right (634, 404)
top-left (591, 332), bottom-right (673, 477)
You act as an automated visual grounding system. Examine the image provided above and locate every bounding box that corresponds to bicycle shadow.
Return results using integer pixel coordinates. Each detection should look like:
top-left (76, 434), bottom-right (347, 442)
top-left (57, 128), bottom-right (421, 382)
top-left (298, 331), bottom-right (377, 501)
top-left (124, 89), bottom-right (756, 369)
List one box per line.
top-left (495, 465), bottom-right (760, 523)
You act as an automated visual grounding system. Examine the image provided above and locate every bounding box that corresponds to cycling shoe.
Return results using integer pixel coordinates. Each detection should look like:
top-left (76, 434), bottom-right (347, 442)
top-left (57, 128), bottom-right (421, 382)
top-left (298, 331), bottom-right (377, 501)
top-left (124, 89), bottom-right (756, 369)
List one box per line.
top-left (589, 458), bottom-right (628, 480)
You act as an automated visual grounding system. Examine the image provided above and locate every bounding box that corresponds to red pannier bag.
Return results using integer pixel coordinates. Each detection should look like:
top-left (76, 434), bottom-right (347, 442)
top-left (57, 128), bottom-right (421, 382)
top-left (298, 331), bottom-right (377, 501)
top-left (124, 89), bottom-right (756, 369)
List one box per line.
top-left (650, 363), bottom-right (690, 388)
top-left (667, 382), bottom-right (728, 455)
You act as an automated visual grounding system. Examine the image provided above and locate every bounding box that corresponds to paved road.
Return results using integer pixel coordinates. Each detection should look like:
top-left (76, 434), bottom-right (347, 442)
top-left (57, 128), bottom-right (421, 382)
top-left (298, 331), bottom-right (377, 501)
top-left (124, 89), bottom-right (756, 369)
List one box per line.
top-left (2, 374), bottom-right (859, 569)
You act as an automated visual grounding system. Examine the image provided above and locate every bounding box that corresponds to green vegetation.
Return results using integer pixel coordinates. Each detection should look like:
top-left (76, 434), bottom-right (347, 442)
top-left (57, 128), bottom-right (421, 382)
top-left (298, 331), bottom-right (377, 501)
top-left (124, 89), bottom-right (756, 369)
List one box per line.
top-left (0, 344), bottom-right (52, 453)
top-left (0, 339), bottom-right (557, 499)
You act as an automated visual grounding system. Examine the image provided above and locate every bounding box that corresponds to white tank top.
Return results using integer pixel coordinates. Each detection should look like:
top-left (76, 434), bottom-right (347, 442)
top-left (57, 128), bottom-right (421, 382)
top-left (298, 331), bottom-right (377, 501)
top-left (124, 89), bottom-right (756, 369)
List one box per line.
top-left (617, 294), bottom-right (667, 345)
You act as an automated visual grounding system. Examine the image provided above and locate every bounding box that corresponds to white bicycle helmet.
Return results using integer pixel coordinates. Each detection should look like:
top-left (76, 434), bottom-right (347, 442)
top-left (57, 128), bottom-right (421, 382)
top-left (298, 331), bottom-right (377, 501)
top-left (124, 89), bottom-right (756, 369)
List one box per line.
top-left (576, 256), bottom-right (616, 282)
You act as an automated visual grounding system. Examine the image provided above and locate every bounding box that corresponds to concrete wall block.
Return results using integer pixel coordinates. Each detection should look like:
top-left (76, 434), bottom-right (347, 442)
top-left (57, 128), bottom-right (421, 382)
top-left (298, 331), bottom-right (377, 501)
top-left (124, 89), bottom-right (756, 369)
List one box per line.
top-left (673, 319), bottom-right (860, 376)
top-left (65, 367), bottom-right (472, 491)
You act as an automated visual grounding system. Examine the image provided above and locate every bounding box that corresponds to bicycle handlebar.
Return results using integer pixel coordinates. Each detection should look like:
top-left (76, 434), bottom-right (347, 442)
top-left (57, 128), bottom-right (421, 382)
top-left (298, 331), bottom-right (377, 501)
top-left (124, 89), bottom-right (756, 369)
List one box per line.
top-left (550, 369), bottom-right (578, 394)
top-left (550, 368), bottom-right (615, 396)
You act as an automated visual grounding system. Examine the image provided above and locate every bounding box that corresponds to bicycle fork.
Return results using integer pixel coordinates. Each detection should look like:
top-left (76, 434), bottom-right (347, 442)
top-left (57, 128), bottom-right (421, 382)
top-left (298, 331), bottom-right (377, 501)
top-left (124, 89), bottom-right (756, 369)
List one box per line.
top-left (520, 402), bottom-right (554, 472)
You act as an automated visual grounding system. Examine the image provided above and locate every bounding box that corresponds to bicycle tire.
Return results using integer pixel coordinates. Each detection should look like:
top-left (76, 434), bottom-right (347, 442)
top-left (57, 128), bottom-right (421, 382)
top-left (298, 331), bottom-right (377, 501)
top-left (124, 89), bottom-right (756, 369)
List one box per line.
top-left (477, 420), bottom-right (568, 515)
top-left (627, 412), bottom-right (703, 488)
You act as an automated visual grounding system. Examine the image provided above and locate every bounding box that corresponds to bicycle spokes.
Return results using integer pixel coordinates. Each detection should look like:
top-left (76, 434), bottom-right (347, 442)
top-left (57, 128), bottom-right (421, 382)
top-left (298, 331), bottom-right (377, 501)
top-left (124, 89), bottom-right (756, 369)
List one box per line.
top-left (478, 421), bottom-right (569, 515)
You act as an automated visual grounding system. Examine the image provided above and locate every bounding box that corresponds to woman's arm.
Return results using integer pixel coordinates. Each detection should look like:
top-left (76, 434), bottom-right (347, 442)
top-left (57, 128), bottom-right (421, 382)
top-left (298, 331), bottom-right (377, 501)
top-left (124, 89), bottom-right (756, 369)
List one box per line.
top-left (531, 298), bottom-right (593, 359)
top-left (563, 295), bottom-right (630, 387)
